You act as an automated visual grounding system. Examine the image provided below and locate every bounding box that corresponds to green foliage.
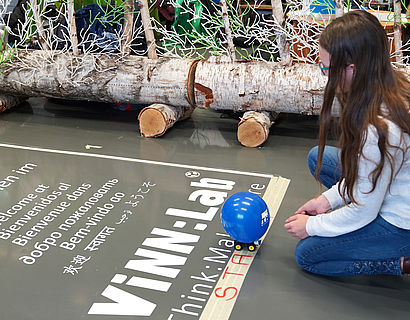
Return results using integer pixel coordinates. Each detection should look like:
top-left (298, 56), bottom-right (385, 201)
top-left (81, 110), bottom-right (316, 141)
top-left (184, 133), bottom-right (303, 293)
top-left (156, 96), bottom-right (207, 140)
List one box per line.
top-left (92, 0), bottom-right (129, 26)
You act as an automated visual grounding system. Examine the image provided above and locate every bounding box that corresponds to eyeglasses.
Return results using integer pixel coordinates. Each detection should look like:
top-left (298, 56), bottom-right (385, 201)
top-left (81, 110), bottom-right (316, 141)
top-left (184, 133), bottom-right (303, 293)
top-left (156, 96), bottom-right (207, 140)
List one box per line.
top-left (319, 61), bottom-right (330, 76)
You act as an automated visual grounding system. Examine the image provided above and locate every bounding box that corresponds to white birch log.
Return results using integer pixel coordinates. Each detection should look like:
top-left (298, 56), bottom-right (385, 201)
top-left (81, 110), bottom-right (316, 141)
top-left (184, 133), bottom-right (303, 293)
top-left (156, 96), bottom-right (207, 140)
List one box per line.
top-left (67, 0), bottom-right (79, 55)
top-left (219, 0), bottom-right (236, 61)
top-left (138, 0), bottom-right (157, 59)
top-left (393, 0), bottom-right (403, 64)
top-left (193, 57), bottom-right (329, 114)
top-left (121, 0), bottom-right (135, 55)
top-left (0, 51), bottom-right (409, 114)
top-left (29, 0), bottom-right (50, 50)
top-left (0, 94), bottom-right (27, 112)
top-left (237, 111), bottom-right (273, 147)
top-left (138, 103), bottom-right (190, 137)
top-left (270, 0), bottom-right (291, 64)
top-left (0, 51), bottom-right (194, 106)
top-left (334, 0), bottom-right (343, 18)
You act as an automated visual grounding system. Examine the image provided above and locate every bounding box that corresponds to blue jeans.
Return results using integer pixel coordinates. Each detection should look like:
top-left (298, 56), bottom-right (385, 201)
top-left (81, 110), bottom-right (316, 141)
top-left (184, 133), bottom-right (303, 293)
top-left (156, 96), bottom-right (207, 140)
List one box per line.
top-left (295, 146), bottom-right (410, 276)
top-left (296, 216), bottom-right (410, 276)
top-left (307, 145), bottom-right (341, 188)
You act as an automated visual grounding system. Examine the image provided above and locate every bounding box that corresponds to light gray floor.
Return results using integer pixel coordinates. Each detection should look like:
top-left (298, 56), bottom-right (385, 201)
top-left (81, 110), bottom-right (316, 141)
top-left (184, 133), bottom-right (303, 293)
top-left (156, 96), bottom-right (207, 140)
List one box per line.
top-left (1, 97), bottom-right (409, 320)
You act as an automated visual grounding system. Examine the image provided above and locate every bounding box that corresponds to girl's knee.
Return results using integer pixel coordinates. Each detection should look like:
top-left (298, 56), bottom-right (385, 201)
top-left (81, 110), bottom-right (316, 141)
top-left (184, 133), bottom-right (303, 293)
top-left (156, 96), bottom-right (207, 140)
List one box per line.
top-left (295, 239), bottom-right (312, 270)
top-left (307, 146), bottom-right (319, 176)
top-left (308, 146), bottom-right (319, 162)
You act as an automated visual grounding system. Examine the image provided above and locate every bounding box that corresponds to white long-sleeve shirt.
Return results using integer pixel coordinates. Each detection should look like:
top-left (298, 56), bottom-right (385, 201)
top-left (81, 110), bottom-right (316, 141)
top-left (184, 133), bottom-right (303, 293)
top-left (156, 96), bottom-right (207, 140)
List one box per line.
top-left (306, 119), bottom-right (410, 237)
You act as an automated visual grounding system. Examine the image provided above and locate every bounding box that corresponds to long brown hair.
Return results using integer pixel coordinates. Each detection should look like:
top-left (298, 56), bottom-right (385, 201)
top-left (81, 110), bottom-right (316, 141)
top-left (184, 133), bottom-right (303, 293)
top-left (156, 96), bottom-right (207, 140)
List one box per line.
top-left (316, 10), bottom-right (410, 204)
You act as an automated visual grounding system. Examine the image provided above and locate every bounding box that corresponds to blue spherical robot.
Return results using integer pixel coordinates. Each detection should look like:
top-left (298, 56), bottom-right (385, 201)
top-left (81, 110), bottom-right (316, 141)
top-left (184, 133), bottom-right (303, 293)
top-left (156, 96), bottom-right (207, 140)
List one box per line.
top-left (221, 192), bottom-right (270, 251)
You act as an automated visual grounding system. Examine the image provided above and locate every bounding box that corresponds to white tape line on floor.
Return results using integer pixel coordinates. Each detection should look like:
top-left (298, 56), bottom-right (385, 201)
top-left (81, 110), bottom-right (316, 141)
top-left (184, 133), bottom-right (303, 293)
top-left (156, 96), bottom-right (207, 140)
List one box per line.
top-left (198, 176), bottom-right (290, 320)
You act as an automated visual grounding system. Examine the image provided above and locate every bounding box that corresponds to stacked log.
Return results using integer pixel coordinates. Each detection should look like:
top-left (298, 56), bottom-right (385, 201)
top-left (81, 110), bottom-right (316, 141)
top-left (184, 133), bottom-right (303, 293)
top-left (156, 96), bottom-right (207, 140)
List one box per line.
top-left (0, 51), bottom-right (330, 114)
top-left (0, 51), bottom-right (194, 107)
top-left (0, 51), bottom-right (409, 146)
top-left (238, 111), bottom-right (276, 147)
top-left (138, 103), bottom-right (192, 137)
top-left (193, 58), bottom-right (327, 114)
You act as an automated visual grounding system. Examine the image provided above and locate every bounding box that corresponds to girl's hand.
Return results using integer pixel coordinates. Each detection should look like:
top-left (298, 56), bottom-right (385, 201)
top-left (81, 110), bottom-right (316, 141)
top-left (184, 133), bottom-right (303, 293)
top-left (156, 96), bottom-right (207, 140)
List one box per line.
top-left (295, 194), bottom-right (331, 216)
top-left (284, 214), bottom-right (310, 239)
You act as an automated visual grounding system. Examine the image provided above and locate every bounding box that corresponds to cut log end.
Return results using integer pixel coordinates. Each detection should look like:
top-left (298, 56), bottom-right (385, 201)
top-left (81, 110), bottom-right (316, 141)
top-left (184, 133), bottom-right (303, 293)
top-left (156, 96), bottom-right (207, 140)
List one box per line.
top-left (138, 103), bottom-right (189, 138)
top-left (138, 108), bottom-right (167, 138)
top-left (237, 118), bottom-right (267, 147)
top-left (237, 111), bottom-right (273, 147)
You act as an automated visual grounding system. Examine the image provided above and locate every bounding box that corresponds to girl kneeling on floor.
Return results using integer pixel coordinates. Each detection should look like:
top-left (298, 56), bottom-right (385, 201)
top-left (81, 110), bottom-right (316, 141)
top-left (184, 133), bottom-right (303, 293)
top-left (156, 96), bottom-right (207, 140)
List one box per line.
top-left (284, 10), bottom-right (410, 276)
